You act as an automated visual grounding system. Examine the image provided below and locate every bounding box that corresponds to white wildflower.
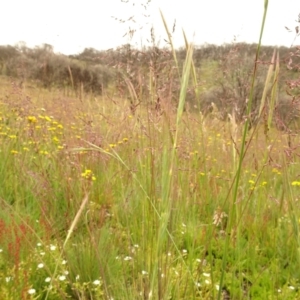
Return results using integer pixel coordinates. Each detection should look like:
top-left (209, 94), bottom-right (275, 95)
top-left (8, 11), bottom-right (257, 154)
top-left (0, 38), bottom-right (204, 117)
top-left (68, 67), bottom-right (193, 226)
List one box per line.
top-left (28, 289), bottom-right (36, 295)
top-left (58, 275), bottom-right (66, 281)
top-left (49, 244), bottom-right (56, 251)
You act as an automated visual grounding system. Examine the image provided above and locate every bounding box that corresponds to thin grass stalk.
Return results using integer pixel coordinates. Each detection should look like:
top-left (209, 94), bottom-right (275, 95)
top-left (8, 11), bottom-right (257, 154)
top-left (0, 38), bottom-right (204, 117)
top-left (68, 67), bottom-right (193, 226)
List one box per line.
top-left (149, 62), bottom-right (156, 107)
top-left (120, 71), bottom-right (140, 111)
top-left (182, 30), bottom-right (209, 180)
top-left (259, 49), bottom-right (276, 119)
top-left (181, 30), bottom-right (200, 139)
top-left (67, 65), bottom-right (74, 91)
top-left (228, 110), bottom-right (238, 171)
top-left (268, 51), bottom-right (279, 129)
top-left (217, 1), bottom-right (269, 299)
top-left (182, 30), bottom-right (201, 105)
top-left (160, 10), bottom-right (180, 79)
top-left (45, 193), bottom-right (89, 300)
top-left (153, 43), bottom-right (194, 297)
top-left (175, 44), bottom-right (194, 129)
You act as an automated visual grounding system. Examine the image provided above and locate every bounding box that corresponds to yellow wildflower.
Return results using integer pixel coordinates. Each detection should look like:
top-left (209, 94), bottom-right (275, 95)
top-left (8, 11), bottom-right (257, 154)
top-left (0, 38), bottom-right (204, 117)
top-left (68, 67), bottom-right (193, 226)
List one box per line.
top-left (81, 169), bottom-right (96, 181)
top-left (27, 116), bottom-right (37, 123)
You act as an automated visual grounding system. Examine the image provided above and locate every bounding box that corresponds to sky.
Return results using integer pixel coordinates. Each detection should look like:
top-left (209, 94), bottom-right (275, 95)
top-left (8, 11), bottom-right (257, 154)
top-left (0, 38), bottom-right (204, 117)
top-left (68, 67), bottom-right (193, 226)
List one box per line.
top-left (1, 0), bottom-right (299, 55)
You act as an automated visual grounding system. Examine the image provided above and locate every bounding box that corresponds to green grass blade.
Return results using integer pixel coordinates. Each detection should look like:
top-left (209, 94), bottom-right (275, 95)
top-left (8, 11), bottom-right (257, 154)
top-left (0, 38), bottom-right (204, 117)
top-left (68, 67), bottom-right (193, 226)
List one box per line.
top-left (218, 1), bottom-right (269, 299)
top-left (160, 10), bottom-right (180, 78)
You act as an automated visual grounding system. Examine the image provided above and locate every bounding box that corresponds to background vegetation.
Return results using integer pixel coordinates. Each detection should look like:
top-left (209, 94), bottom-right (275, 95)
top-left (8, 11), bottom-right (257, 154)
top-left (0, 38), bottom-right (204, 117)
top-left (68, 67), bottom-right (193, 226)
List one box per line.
top-left (0, 41), bottom-right (299, 127)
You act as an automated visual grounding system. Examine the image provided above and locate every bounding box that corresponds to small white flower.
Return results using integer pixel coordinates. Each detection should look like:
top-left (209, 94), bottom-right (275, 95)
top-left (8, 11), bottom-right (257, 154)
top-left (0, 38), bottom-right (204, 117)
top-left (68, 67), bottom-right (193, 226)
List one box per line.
top-left (28, 288), bottom-right (36, 295)
top-left (45, 277), bottom-right (51, 283)
top-left (36, 243), bottom-right (42, 247)
top-left (5, 277), bottom-right (11, 283)
top-left (133, 244), bottom-right (139, 248)
top-left (62, 260), bottom-right (67, 265)
top-left (58, 275), bottom-right (66, 281)
top-left (0, 248), bottom-right (3, 253)
top-left (124, 256), bottom-right (132, 261)
top-left (205, 279), bottom-right (210, 284)
top-left (40, 251), bottom-right (46, 256)
top-left (167, 252), bottom-right (171, 256)
top-left (76, 275), bottom-right (80, 281)
top-left (50, 244), bottom-right (56, 251)
top-left (142, 270), bottom-right (148, 275)
top-left (289, 286), bottom-right (295, 290)
top-left (196, 258), bottom-right (201, 263)
top-left (195, 282), bottom-right (201, 287)
top-left (215, 284), bottom-right (220, 291)
top-left (93, 279), bottom-right (101, 285)
top-left (203, 272), bottom-right (210, 277)
top-left (182, 249), bottom-right (187, 254)
top-left (277, 289), bottom-right (282, 293)
top-left (64, 270), bottom-right (69, 275)
top-left (37, 263), bottom-right (44, 269)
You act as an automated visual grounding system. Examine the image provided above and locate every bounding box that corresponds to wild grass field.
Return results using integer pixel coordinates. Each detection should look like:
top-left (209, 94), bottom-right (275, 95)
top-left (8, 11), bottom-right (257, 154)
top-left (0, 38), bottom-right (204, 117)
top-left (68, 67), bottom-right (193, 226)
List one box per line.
top-left (1, 9), bottom-right (300, 300)
top-left (0, 68), bottom-right (300, 300)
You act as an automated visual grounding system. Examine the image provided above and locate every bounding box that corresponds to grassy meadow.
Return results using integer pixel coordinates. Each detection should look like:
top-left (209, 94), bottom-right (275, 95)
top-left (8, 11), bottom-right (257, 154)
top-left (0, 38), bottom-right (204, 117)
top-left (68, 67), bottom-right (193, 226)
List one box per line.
top-left (1, 66), bottom-right (300, 300)
top-left (1, 13), bottom-right (300, 300)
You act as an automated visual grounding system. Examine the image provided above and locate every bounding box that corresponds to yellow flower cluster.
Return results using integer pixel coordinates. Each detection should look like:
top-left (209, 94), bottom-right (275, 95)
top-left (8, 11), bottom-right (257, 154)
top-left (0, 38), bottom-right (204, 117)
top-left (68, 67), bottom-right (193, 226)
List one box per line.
top-left (81, 169), bottom-right (96, 181)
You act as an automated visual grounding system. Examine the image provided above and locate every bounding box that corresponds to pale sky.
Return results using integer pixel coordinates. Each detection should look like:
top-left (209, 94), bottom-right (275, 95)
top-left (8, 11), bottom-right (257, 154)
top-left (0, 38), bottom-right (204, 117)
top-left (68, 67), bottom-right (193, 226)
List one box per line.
top-left (1, 0), bottom-right (299, 55)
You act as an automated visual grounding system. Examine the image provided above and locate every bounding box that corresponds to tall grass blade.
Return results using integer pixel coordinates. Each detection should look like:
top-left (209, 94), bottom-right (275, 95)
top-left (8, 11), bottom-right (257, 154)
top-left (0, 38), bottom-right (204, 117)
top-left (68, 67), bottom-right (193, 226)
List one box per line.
top-left (67, 65), bottom-right (74, 91)
top-left (182, 30), bottom-right (201, 107)
top-left (268, 51), bottom-right (279, 129)
top-left (259, 49), bottom-right (276, 119)
top-left (45, 193), bottom-right (89, 300)
top-left (218, 1), bottom-right (269, 299)
top-left (160, 10), bottom-right (180, 78)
